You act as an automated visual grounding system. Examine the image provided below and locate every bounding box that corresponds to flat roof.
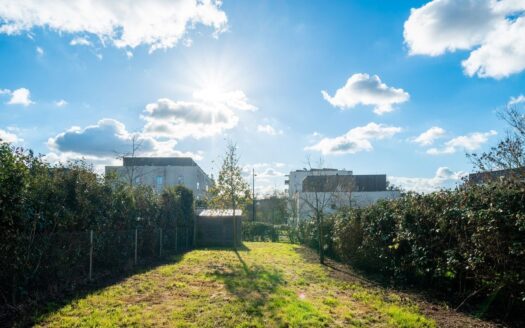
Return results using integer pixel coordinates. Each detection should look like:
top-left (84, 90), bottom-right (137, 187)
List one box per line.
top-left (123, 157), bottom-right (196, 167)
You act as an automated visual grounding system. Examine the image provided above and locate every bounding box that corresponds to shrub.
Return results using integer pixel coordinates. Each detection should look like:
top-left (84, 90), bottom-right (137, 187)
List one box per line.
top-left (242, 222), bottom-right (279, 242)
top-left (293, 177), bottom-right (525, 320)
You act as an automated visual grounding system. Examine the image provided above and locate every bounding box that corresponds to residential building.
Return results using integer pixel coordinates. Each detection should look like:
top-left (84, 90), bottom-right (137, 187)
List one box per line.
top-left (105, 157), bottom-right (212, 200)
top-left (285, 168), bottom-right (400, 221)
top-left (468, 167), bottom-right (525, 184)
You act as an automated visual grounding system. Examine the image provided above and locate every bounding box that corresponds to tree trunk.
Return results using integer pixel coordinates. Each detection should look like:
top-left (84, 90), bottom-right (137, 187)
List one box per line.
top-left (318, 212), bottom-right (324, 264)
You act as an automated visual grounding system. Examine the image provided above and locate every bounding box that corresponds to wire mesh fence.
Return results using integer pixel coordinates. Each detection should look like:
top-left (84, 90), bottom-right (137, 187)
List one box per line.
top-left (0, 225), bottom-right (194, 307)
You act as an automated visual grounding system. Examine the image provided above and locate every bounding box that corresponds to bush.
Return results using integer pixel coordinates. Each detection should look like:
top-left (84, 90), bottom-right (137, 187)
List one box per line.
top-left (242, 222), bottom-right (279, 242)
top-left (0, 142), bottom-right (194, 307)
top-left (291, 178), bottom-right (525, 321)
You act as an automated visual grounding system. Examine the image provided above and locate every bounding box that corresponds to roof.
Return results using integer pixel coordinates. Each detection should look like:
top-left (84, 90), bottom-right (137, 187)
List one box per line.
top-left (302, 174), bottom-right (387, 192)
top-left (123, 157), bottom-right (196, 167)
top-left (468, 167), bottom-right (525, 184)
top-left (198, 209), bottom-right (243, 217)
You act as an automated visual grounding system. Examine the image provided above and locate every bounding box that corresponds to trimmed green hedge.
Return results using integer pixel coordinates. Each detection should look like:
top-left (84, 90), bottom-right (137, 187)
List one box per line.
top-left (242, 221), bottom-right (279, 242)
top-left (0, 143), bottom-right (194, 306)
top-left (295, 178), bottom-right (525, 320)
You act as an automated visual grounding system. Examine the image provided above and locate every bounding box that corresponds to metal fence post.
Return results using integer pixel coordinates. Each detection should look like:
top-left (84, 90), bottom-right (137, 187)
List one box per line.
top-left (89, 230), bottom-right (93, 281)
top-left (134, 229), bottom-right (138, 265)
top-left (159, 228), bottom-right (163, 257)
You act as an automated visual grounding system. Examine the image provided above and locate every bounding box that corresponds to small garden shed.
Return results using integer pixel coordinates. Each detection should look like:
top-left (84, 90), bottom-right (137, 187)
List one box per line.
top-left (194, 209), bottom-right (242, 247)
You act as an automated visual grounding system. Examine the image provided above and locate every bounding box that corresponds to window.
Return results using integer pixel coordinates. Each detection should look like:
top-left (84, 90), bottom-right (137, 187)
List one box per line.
top-left (156, 176), bottom-right (164, 192)
top-left (134, 176), bottom-right (141, 184)
top-left (177, 175), bottom-right (184, 185)
top-left (197, 182), bottom-right (200, 190)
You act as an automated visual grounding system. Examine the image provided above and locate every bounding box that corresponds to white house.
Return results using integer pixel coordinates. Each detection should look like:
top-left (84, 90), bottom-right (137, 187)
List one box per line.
top-left (105, 157), bottom-right (212, 200)
top-left (285, 168), bottom-right (400, 221)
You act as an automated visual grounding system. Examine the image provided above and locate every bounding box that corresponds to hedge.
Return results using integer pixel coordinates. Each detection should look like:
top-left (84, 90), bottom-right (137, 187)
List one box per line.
top-left (0, 143), bottom-right (194, 307)
top-left (295, 178), bottom-right (525, 321)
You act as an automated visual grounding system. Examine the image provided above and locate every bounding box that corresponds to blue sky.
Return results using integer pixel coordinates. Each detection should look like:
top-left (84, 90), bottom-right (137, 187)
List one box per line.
top-left (0, 0), bottom-right (524, 194)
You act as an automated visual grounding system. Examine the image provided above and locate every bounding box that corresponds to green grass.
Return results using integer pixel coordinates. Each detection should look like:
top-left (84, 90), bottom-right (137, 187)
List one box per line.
top-left (34, 243), bottom-right (435, 327)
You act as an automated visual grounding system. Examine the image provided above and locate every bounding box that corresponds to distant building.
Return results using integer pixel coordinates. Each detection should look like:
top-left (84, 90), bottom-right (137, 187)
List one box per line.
top-left (285, 168), bottom-right (400, 221)
top-left (468, 167), bottom-right (525, 184)
top-left (105, 157), bottom-right (212, 200)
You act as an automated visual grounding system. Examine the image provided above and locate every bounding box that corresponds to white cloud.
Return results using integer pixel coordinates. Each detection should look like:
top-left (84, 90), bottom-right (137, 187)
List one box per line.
top-left (69, 36), bottom-right (92, 46)
top-left (257, 124), bottom-right (283, 136)
top-left (321, 73), bottom-right (410, 115)
top-left (427, 130), bottom-right (497, 155)
top-left (6, 88), bottom-right (34, 106)
top-left (46, 118), bottom-right (203, 171)
top-left (36, 46), bottom-right (44, 56)
top-left (0, 0), bottom-right (228, 52)
top-left (48, 119), bottom-right (156, 157)
top-left (125, 51), bottom-right (133, 59)
top-left (142, 98), bottom-right (239, 139)
top-left (389, 167), bottom-right (467, 193)
top-left (54, 99), bottom-right (68, 107)
top-left (305, 122), bottom-right (402, 155)
top-left (412, 126), bottom-right (446, 146)
top-left (0, 128), bottom-right (22, 144)
top-left (143, 89), bottom-right (256, 139)
top-left (404, 0), bottom-right (525, 79)
top-left (508, 94), bottom-right (525, 106)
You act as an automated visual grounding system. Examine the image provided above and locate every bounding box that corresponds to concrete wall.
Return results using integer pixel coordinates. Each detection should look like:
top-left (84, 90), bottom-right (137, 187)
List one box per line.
top-left (106, 165), bottom-right (212, 200)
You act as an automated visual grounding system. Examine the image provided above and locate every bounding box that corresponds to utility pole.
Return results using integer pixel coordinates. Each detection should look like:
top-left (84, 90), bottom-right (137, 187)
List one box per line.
top-left (252, 168), bottom-right (256, 222)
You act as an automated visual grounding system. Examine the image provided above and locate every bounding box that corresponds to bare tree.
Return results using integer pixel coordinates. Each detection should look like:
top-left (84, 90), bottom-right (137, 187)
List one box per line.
top-left (468, 104), bottom-right (525, 171)
top-left (113, 135), bottom-right (150, 187)
top-left (297, 157), bottom-right (353, 264)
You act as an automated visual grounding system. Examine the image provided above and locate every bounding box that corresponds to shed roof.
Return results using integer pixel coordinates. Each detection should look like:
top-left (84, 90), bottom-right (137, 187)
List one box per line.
top-left (198, 209), bottom-right (243, 217)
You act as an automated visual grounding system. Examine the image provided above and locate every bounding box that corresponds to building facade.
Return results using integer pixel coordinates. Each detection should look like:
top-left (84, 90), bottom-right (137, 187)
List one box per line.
top-left (105, 157), bottom-right (213, 200)
top-left (285, 168), bottom-right (400, 221)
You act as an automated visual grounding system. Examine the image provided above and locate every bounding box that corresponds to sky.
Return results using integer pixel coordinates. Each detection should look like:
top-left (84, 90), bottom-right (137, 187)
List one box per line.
top-left (0, 0), bottom-right (525, 195)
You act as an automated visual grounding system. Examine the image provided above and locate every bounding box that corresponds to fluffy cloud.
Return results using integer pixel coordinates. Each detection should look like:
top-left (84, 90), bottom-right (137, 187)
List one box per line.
top-left (0, 0), bottom-right (228, 52)
top-left (36, 46), bottom-right (44, 56)
top-left (142, 89), bottom-right (256, 139)
top-left (389, 167), bottom-right (467, 193)
top-left (305, 122), bottom-right (402, 155)
top-left (427, 130), bottom-right (497, 155)
top-left (142, 98), bottom-right (239, 139)
top-left (257, 124), bottom-right (283, 136)
top-left (321, 73), bottom-right (410, 115)
top-left (0, 128), bottom-right (22, 144)
top-left (508, 94), bottom-right (525, 106)
top-left (4, 88), bottom-right (34, 106)
top-left (404, 0), bottom-right (525, 79)
top-left (48, 119), bottom-right (155, 157)
top-left (412, 126), bottom-right (446, 146)
top-left (46, 118), bottom-right (203, 171)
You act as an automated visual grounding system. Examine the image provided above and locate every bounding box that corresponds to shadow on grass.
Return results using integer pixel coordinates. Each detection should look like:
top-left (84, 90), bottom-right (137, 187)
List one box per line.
top-left (211, 249), bottom-right (284, 317)
top-left (8, 250), bottom-right (191, 328)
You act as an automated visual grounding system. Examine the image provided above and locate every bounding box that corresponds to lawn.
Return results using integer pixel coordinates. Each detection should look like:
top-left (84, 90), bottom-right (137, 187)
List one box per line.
top-left (33, 243), bottom-right (488, 327)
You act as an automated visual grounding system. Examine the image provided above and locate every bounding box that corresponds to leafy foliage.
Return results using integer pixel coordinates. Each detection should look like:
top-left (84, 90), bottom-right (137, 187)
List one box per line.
top-left (292, 178), bottom-right (525, 321)
top-left (242, 222), bottom-right (279, 242)
top-left (0, 142), bottom-right (194, 307)
top-left (208, 142), bottom-right (251, 210)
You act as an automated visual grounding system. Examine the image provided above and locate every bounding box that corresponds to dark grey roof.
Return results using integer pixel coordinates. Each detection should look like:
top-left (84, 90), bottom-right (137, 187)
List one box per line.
top-left (302, 174), bottom-right (387, 192)
top-left (468, 167), bottom-right (525, 184)
top-left (123, 157), bottom-right (196, 167)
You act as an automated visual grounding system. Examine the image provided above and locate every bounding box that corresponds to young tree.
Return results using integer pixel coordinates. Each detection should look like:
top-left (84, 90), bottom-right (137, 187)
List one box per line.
top-left (208, 142), bottom-right (251, 247)
top-left (298, 158), bottom-right (354, 264)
